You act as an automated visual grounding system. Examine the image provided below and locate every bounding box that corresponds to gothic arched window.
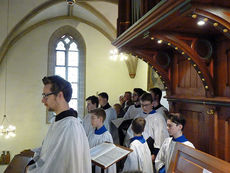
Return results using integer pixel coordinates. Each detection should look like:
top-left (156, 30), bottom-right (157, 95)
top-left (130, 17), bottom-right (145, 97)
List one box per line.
top-left (55, 35), bottom-right (79, 110)
top-left (48, 26), bottom-right (86, 120)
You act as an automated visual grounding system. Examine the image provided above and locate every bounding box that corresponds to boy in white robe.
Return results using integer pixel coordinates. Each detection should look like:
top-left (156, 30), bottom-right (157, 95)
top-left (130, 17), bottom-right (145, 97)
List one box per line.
top-left (121, 88), bottom-right (145, 145)
top-left (123, 117), bottom-right (153, 173)
top-left (88, 108), bottom-right (116, 173)
top-left (149, 88), bottom-right (168, 121)
top-left (124, 93), bottom-right (169, 159)
top-left (83, 95), bottom-right (99, 136)
top-left (123, 88), bottom-right (145, 120)
top-left (99, 92), bottom-right (118, 144)
top-left (22, 75), bottom-right (91, 173)
top-left (155, 113), bottom-right (195, 173)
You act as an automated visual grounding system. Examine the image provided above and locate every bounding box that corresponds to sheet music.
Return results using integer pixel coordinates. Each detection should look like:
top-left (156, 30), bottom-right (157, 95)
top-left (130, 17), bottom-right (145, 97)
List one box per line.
top-left (94, 146), bottom-right (130, 167)
top-left (90, 143), bottom-right (116, 160)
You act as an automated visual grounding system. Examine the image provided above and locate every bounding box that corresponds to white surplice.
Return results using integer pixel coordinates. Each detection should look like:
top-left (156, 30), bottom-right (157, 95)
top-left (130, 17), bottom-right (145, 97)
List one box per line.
top-left (88, 129), bottom-right (116, 173)
top-left (123, 112), bottom-right (147, 147)
top-left (27, 117), bottom-right (91, 173)
top-left (143, 112), bottom-right (169, 149)
top-left (123, 105), bottom-right (143, 120)
top-left (124, 111), bottom-right (169, 149)
top-left (155, 105), bottom-right (168, 122)
top-left (104, 107), bottom-right (117, 132)
top-left (83, 113), bottom-right (94, 137)
top-left (155, 137), bottom-right (195, 172)
top-left (122, 139), bottom-right (153, 173)
top-left (104, 107), bottom-right (119, 144)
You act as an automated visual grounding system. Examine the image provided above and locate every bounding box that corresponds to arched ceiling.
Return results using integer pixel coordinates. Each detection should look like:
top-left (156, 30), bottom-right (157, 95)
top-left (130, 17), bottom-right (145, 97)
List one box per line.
top-left (18, 1), bottom-right (117, 39)
top-left (0, 0), bottom-right (118, 63)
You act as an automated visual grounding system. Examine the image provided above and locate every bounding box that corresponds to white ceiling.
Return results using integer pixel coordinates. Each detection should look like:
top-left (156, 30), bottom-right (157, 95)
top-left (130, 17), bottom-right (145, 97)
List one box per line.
top-left (15, 0), bottom-right (118, 41)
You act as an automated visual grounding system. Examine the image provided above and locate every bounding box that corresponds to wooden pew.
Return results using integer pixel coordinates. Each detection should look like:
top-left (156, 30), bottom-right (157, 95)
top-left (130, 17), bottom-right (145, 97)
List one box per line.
top-left (168, 143), bottom-right (230, 173)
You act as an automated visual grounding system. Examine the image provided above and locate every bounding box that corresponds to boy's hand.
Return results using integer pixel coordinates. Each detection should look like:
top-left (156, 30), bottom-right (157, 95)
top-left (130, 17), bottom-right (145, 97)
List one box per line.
top-left (151, 154), bottom-right (156, 162)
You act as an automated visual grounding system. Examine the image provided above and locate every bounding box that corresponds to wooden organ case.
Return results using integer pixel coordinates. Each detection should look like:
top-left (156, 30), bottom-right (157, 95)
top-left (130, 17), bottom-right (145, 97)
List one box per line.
top-left (113, 0), bottom-right (230, 162)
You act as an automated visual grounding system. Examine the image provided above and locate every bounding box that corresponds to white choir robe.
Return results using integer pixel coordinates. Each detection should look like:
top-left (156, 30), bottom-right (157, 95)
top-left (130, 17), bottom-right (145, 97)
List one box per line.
top-left (123, 112), bottom-right (148, 147)
top-left (123, 105), bottom-right (143, 120)
top-left (27, 117), bottom-right (91, 173)
top-left (155, 105), bottom-right (168, 122)
top-left (155, 136), bottom-right (195, 172)
top-left (77, 116), bottom-right (83, 124)
top-left (88, 126), bottom-right (116, 173)
top-left (123, 137), bottom-right (153, 173)
top-left (104, 107), bottom-right (119, 144)
top-left (143, 111), bottom-right (169, 149)
top-left (83, 113), bottom-right (94, 137)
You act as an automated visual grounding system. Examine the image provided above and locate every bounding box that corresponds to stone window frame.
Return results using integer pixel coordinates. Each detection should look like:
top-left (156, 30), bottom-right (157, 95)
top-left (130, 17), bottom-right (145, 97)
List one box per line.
top-left (47, 25), bottom-right (86, 122)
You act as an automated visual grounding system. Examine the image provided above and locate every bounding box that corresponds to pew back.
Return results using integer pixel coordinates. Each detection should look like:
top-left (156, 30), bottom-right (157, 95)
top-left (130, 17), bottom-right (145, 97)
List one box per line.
top-left (168, 143), bottom-right (230, 173)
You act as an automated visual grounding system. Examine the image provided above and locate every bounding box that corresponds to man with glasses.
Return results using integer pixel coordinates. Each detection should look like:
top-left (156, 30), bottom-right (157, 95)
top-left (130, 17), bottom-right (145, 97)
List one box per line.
top-left (124, 93), bottom-right (168, 161)
top-left (25, 75), bottom-right (91, 173)
top-left (140, 93), bottom-right (169, 161)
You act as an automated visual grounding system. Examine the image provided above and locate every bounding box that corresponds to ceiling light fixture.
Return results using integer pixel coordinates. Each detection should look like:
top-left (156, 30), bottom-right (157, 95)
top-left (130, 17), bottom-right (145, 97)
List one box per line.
top-left (1, 0), bottom-right (16, 139)
top-left (109, 49), bottom-right (128, 61)
top-left (197, 20), bottom-right (205, 26)
top-left (157, 40), bottom-right (163, 44)
top-left (66, 0), bottom-right (76, 6)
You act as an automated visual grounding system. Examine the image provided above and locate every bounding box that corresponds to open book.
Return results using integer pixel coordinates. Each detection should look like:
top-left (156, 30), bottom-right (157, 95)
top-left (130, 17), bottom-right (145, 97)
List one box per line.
top-left (90, 143), bottom-right (132, 169)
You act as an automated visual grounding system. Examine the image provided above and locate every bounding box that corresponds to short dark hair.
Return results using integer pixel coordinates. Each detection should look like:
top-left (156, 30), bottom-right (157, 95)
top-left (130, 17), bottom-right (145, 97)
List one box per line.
top-left (98, 92), bottom-right (109, 100)
top-left (86, 96), bottom-right (99, 107)
top-left (133, 88), bottom-right (145, 97)
top-left (140, 93), bottom-right (153, 103)
top-left (149, 87), bottom-right (162, 100)
top-left (132, 117), bottom-right (146, 134)
top-left (42, 75), bottom-right (72, 102)
top-left (168, 113), bottom-right (186, 130)
top-left (90, 108), bottom-right (106, 122)
top-left (125, 91), bottom-right (132, 96)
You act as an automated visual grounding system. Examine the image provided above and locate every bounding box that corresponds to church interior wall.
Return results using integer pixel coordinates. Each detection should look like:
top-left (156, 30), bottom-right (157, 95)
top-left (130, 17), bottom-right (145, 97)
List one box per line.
top-left (0, 18), bottom-right (148, 172)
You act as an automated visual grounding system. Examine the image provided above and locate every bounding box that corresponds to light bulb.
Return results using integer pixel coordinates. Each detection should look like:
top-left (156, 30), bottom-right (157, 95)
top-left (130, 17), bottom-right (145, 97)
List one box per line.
top-left (114, 49), bottom-right (118, 54)
top-left (157, 40), bottom-right (163, 44)
top-left (8, 125), bottom-right (16, 131)
top-left (197, 20), bottom-right (205, 26)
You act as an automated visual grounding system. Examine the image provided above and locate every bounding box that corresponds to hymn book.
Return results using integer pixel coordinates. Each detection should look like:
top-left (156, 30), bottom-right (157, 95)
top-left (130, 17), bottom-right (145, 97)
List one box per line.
top-left (90, 143), bottom-right (132, 169)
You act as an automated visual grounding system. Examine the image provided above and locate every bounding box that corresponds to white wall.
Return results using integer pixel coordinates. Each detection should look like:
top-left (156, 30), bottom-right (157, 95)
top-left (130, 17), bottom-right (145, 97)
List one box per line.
top-left (0, 19), bottom-right (148, 172)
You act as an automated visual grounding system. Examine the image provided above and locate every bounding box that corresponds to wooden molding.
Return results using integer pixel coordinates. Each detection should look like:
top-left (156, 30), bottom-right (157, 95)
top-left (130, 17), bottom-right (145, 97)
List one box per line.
top-left (167, 95), bottom-right (230, 107)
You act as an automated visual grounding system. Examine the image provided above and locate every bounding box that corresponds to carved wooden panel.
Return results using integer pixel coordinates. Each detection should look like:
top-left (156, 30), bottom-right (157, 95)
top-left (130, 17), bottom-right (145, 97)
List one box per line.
top-left (173, 103), bottom-right (214, 154)
top-left (215, 107), bottom-right (230, 162)
top-left (172, 54), bottom-right (205, 96)
top-left (172, 101), bottom-right (230, 162)
top-left (215, 39), bottom-right (230, 97)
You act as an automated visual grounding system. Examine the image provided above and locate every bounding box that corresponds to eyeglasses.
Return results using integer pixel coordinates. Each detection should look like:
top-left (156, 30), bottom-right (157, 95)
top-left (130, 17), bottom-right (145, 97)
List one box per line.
top-left (42, 92), bottom-right (57, 99)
